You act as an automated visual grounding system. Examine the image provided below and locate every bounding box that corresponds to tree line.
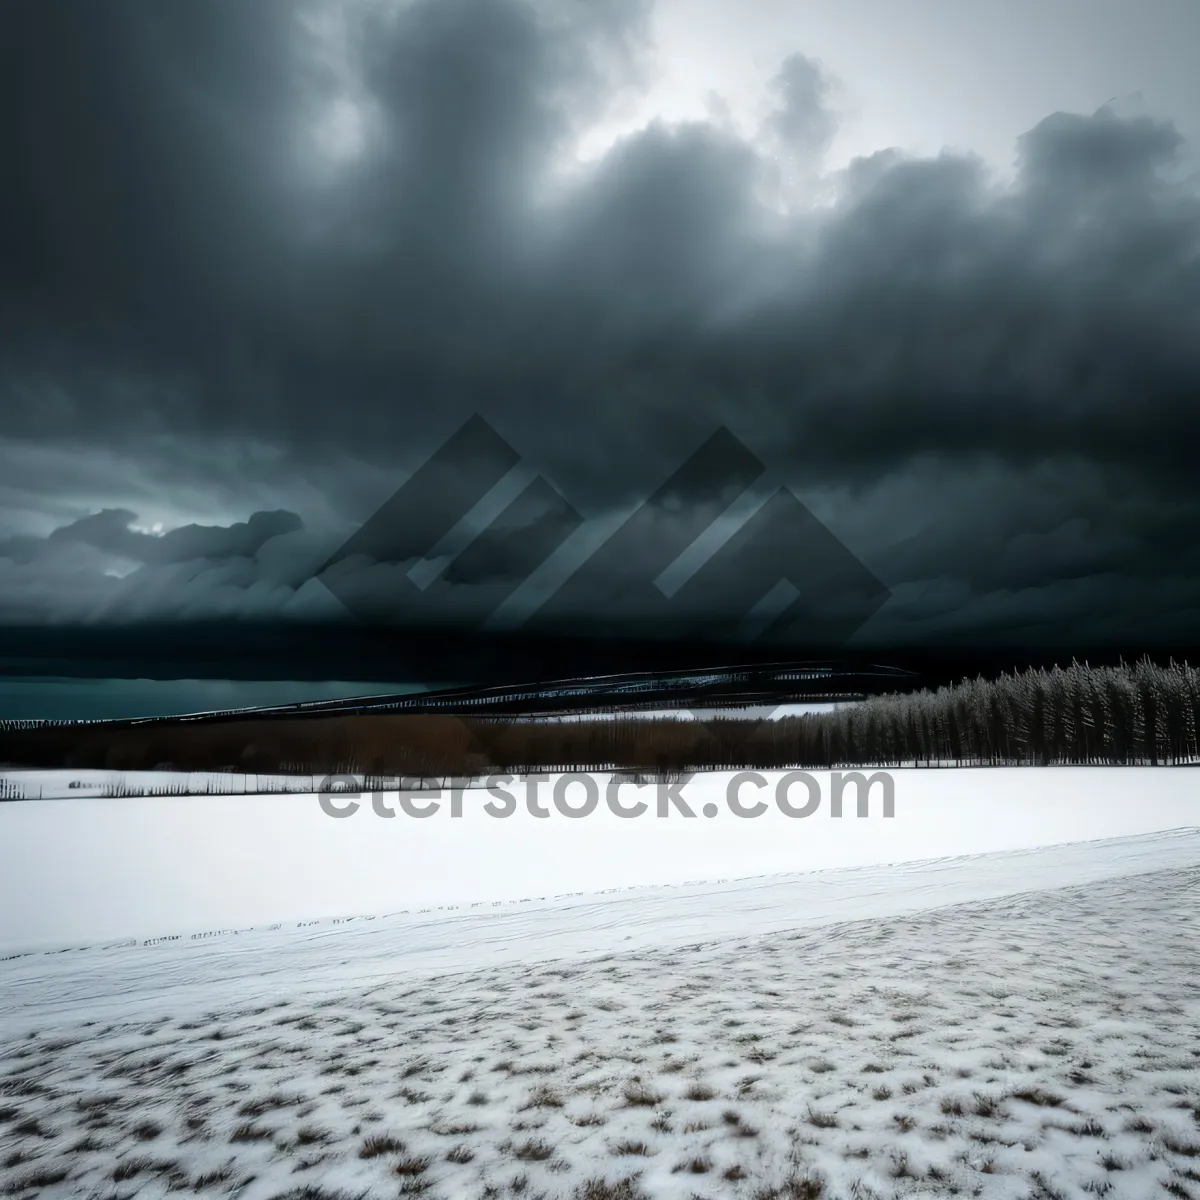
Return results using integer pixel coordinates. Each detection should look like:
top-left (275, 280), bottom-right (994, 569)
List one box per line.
top-left (1, 657), bottom-right (1196, 782)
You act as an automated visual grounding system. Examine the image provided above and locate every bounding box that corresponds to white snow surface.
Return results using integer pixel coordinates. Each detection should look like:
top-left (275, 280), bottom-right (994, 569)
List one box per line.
top-left (0, 823), bottom-right (1197, 1034)
top-left (2, 766), bottom-right (1199, 951)
top-left (0, 835), bottom-right (1196, 1196)
top-left (1, 769), bottom-right (1198, 1198)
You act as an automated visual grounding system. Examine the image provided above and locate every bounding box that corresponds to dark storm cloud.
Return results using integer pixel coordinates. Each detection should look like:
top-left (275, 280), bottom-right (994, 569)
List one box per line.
top-left (1, 0), bottom-right (1198, 646)
top-left (0, 508), bottom-right (342, 625)
top-left (0, 509), bottom-right (302, 566)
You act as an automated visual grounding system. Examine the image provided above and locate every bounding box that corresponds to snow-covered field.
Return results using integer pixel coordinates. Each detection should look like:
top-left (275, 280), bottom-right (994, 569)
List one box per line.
top-left (0, 832), bottom-right (1198, 1197)
top-left (0, 769), bottom-right (334, 801)
top-left (0, 770), bottom-right (1197, 1198)
top-left (2, 767), bottom-right (1199, 950)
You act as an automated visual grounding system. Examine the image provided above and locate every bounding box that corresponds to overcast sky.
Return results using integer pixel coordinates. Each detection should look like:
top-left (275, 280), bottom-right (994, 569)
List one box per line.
top-left (2, 0), bottom-right (1199, 678)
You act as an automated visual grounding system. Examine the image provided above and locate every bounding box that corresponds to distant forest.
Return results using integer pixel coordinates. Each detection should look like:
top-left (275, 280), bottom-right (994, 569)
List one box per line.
top-left (789, 657), bottom-right (1199, 769)
top-left (1, 658), bottom-right (1197, 782)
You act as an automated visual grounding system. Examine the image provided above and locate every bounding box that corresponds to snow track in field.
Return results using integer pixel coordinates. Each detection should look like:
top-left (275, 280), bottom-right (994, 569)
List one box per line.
top-left (1, 826), bottom-right (1197, 1032)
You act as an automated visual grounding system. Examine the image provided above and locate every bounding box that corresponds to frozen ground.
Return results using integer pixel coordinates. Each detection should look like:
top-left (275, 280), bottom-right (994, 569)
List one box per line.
top-left (1, 828), bottom-right (1199, 1198)
top-left (2, 767), bottom-right (1199, 949)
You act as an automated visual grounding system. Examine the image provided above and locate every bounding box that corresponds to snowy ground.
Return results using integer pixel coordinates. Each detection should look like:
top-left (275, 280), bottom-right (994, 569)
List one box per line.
top-left (1, 827), bottom-right (1199, 1198)
top-left (0, 769), bottom-right (334, 801)
top-left (2, 767), bottom-right (1199, 950)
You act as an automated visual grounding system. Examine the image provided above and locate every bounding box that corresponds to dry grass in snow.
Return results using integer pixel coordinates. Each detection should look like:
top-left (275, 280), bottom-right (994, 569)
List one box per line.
top-left (1, 864), bottom-right (1198, 1198)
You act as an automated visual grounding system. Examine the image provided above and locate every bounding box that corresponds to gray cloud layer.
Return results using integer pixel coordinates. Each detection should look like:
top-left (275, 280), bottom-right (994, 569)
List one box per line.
top-left (1, 0), bottom-right (1198, 648)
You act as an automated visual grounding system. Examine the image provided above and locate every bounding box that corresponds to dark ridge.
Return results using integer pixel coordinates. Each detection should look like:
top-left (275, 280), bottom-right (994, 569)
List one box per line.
top-left (12, 661), bottom-right (917, 729)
